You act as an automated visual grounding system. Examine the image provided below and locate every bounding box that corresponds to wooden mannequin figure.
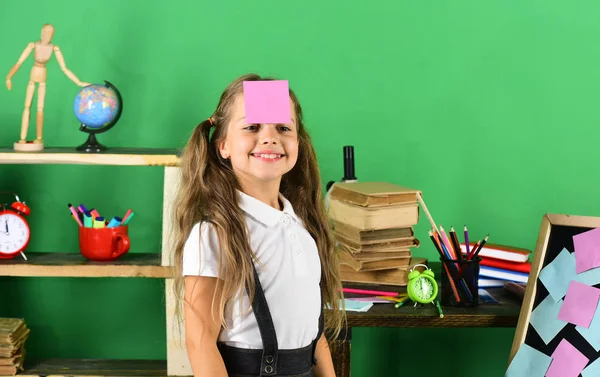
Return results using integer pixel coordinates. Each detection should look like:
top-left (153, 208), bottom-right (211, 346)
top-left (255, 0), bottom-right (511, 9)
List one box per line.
top-left (5, 24), bottom-right (90, 152)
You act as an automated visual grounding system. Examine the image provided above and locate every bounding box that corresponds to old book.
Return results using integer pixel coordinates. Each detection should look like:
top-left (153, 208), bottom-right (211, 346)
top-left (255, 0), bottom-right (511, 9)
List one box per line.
top-left (0, 345), bottom-right (24, 366)
top-left (339, 249), bottom-right (410, 272)
top-left (0, 352), bottom-right (23, 366)
top-left (340, 242), bottom-right (414, 254)
top-left (0, 364), bottom-right (22, 375)
top-left (0, 334), bottom-right (28, 358)
top-left (351, 250), bottom-right (412, 261)
top-left (333, 220), bottom-right (414, 243)
top-left (328, 199), bottom-right (419, 230)
top-left (0, 319), bottom-right (24, 344)
top-left (340, 257), bottom-right (427, 286)
top-left (330, 181), bottom-right (421, 207)
top-left (334, 232), bottom-right (419, 251)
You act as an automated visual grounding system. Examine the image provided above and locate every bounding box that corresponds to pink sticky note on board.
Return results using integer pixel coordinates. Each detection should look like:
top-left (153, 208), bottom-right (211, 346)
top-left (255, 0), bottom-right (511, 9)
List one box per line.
top-left (243, 80), bottom-right (291, 124)
top-left (557, 280), bottom-right (600, 328)
top-left (545, 339), bottom-right (589, 377)
top-left (574, 227), bottom-right (600, 273)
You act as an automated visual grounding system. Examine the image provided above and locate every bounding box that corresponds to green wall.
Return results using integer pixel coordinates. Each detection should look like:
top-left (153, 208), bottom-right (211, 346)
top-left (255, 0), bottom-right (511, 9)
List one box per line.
top-left (1, 1), bottom-right (598, 376)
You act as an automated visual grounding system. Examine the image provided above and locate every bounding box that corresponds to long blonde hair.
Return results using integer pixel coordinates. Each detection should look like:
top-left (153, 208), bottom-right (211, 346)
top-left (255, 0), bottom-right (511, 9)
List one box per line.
top-left (171, 73), bottom-right (345, 341)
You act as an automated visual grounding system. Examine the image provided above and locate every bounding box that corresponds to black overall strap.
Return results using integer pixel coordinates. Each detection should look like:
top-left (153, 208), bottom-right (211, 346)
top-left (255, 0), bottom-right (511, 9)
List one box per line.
top-left (246, 263), bottom-right (278, 376)
top-left (311, 285), bottom-right (324, 365)
top-left (308, 231), bottom-right (324, 366)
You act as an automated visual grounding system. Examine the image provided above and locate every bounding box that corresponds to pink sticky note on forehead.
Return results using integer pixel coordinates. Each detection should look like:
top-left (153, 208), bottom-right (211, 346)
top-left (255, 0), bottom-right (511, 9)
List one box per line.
top-left (243, 80), bottom-right (291, 124)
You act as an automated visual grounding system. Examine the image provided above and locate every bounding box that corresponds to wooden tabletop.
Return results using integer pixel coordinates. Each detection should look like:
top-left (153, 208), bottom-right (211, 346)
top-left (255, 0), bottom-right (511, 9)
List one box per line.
top-left (334, 285), bottom-right (522, 329)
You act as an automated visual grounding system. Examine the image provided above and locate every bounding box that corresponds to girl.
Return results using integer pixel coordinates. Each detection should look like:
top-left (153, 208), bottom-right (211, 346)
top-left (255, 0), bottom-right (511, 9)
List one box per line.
top-left (171, 73), bottom-right (345, 377)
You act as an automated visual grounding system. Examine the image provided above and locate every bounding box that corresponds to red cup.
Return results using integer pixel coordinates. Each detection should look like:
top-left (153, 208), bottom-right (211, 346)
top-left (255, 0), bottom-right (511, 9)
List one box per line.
top-left (78, 225), bottom-right (130, 261)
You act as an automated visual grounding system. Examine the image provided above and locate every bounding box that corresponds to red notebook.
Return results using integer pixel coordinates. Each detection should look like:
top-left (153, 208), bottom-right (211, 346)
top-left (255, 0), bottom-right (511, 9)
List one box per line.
top-left (479, 256), bottom-right (531, 273)
top-left (459, 243), bottom-right (531, 263)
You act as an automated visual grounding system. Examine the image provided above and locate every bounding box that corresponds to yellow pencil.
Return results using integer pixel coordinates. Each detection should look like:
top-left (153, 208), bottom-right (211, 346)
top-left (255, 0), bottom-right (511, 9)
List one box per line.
top-left (377, 295), bottom-right (407, 303)
top-left (394, 297), bottom-right (411, 308)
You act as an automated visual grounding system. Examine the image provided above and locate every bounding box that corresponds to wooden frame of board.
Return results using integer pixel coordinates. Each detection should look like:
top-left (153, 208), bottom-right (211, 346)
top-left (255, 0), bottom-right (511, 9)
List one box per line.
top-left (508, 213), bottom-right (600, 364)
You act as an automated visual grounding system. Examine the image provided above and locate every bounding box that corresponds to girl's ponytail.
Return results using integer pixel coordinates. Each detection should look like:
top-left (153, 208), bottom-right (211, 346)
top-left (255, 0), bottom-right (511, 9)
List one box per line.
top-left (180, 118), bottom-right (215, 197)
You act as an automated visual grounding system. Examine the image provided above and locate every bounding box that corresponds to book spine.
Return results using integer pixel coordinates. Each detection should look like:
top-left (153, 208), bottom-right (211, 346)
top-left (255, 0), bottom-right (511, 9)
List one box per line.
top-left (479, 266), bottom-right (529, 283)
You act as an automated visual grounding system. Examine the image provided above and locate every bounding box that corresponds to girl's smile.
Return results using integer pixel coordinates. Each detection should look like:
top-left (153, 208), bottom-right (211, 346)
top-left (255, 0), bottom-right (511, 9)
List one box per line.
top-left (250, 150), bottom-right (285, 162)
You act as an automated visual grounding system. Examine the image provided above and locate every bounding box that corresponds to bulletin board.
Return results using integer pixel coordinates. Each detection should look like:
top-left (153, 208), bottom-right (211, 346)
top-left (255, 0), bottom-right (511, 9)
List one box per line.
top-left (507, 214), bottom-right (600, 377)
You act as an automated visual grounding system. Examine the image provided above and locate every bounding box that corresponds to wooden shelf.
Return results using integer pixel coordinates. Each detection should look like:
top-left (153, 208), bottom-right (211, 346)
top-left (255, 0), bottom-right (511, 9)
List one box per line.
top-left (11, 358), bottom-right (181, 377)
top-left (0, 147), bottom-right (181, 166)
top-left (0, 252), bottom-right (173, 278)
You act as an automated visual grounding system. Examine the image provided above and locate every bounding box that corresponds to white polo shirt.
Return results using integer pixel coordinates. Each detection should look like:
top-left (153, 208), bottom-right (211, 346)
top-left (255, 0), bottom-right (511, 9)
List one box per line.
top-left (182, 190), bottom-right (322, 350)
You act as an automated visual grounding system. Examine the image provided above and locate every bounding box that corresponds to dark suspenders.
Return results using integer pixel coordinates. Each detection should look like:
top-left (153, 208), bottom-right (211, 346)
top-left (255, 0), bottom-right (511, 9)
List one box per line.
top-left (311, 289), bottom-right (325, 365)
top-left (246, 263), bottom-right (324, 376)
top-left (246, 263), bottom-right (279, 375)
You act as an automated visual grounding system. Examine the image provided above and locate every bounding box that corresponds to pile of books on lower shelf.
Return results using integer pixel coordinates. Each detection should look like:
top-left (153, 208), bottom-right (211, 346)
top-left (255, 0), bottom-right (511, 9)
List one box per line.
top-left (459, 243), bottom-right (532, 288)
top-left (327, 181), bottom-right (426, 286)
top-left (0, 318), bottom-right (29, 375)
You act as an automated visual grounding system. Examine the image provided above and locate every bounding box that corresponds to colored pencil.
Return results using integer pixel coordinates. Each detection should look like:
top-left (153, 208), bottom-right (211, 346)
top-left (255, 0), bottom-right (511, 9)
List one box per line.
top-left (436, 300), bottom-right (444, 318)
top-left (394, 296), bottom-right (411, 308)
top-left (468, 239), bottom-right (481, 259)
top-left (470, 234), bottom-right (489, 260)
top-left (342, 288), bottom-right (399, 297)
top-left (376, 296), bottom-right (407, 303)
top-left (416, 192), bottom-right (440, 234)
top-left (449, 227), bottom-right (462, 260)
top-left (436, 233), bottom-right (474, 301)
top-left (464, 225), bottom-right (471, 258)
top-left (439, 226), bottom-right (457, 260)
top-left (429, 230), bottom-right (461, 302)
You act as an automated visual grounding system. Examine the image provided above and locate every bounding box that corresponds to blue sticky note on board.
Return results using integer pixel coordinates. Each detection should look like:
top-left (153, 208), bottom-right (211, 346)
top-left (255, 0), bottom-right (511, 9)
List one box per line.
top-left (505, 343), bottom-right (552, 377)
top-left (530, 294), bottom-right (567, 344)
top-left (576, 304), bottom-right (600, 351)
top-left (576, 266), bottom-right (600, 286)
top-left (539, 248), bottom-right (577, 302)
top-left (243, 80), bottom-right (291, 124)
top-left (582, 357), bottom-right (600, 377)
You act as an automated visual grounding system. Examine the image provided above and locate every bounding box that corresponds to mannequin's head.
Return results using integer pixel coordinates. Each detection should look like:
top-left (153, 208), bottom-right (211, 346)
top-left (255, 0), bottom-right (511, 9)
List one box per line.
top-left (41, 24), bottom-right (54, 43)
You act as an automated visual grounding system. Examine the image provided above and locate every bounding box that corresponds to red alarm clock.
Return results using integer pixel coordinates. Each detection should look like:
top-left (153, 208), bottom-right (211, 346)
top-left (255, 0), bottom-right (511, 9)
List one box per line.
top-left (0, 193), bottom-right (31, 259)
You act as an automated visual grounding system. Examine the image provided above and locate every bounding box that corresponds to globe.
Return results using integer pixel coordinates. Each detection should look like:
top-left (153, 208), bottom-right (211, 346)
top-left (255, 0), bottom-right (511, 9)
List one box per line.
top-left (73, 80), bottom-right (123, 152)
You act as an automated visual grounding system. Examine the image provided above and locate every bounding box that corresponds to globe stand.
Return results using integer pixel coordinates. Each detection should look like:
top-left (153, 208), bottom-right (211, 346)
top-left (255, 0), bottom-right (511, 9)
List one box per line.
top-left (76, 132), bottom-right (106, 152)
top-left (74, 80), bottom-right (123, 153)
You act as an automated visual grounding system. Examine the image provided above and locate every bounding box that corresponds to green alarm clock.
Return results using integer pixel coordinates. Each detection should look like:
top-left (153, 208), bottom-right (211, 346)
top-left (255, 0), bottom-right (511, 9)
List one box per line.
top-left (407, 264), bottom-right (439, 304)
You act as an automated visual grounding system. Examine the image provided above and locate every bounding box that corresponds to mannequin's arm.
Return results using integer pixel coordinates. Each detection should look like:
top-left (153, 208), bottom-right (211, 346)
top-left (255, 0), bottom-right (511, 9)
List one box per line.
top-left (6, 42), bottom-right (34, 89)
top-left (53, 45), bottom-right (89, 87)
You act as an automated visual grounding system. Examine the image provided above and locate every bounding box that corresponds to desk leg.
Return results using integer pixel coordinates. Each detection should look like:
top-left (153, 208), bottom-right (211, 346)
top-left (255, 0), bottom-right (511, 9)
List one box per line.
top-left (329, 328), bottom-right (351, 377)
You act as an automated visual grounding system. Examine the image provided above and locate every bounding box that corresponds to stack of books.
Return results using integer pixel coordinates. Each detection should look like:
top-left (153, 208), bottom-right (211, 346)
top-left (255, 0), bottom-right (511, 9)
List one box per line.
top-left (0, 318), bottom-right (29, 375)
top-left (459, 243), bottom-right (532, 287)
top-left (327, 181), bottom-right (426, 286)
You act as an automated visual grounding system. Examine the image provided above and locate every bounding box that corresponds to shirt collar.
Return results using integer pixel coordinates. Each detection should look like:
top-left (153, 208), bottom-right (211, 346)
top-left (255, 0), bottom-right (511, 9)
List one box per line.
top-left (237, 189), bottom-right (300, 227)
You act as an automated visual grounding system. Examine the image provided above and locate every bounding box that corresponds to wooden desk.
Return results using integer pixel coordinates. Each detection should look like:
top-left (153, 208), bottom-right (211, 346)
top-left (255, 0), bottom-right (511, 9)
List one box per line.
top-left (327, 286), bottom-right (522, 377)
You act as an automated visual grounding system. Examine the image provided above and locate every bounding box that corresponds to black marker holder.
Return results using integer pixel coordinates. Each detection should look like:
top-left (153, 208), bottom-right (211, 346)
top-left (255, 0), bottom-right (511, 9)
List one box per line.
top-left (440, 256), bottom-right (481, 307)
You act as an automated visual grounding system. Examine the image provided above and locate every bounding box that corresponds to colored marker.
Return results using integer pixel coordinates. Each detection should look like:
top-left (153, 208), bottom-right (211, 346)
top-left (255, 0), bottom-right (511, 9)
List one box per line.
top-left (67, 204), bottom-right (83, 227)
top-left (107, 217), bottom-right (122, 228)
top-left (93, 216), bottom-right (105, 228)
top-left (70, 213), bottom-right (80, 226)
top-left (83, 211), bottom-right (93, 227)
top-left (121, 209), bottom-right (133, 224)
top-left (122, 212), bottom-right (134, 225)
top-left (90, 209), bottom-right (101, 219)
